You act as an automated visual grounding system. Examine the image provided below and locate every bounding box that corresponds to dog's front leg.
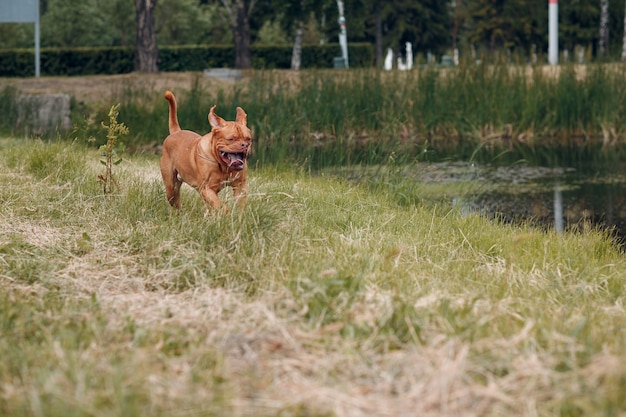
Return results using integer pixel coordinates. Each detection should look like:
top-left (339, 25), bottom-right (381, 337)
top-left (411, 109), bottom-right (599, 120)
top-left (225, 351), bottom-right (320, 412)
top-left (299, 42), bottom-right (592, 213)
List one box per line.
top-left (232, 182), bottom-right (248, 208)
top-left (200, 186), bottom-right (223, 212)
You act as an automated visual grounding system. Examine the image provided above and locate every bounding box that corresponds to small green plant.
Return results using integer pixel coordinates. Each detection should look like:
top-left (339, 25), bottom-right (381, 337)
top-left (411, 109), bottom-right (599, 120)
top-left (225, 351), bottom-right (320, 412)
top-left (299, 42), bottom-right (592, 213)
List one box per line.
top-left (97, 104), bottom-right (129, 194)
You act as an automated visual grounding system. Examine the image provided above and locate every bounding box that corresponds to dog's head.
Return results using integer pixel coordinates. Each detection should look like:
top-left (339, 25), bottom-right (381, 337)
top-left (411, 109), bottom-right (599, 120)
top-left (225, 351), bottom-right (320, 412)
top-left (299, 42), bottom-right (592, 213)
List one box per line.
top-left (208, 106), bottom-right (252, 171)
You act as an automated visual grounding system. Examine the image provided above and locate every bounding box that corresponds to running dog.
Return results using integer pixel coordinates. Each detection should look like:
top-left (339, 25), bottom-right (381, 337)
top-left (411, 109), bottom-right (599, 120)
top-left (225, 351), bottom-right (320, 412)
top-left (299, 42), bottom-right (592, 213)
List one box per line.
top-left (160, 91), bottom-right (251, 211)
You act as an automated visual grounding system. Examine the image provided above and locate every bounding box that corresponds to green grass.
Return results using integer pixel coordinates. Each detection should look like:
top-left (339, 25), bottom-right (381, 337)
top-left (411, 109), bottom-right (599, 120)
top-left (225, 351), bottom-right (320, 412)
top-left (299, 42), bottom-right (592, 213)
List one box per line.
top-left (2, 137), bottom-right (626, 416)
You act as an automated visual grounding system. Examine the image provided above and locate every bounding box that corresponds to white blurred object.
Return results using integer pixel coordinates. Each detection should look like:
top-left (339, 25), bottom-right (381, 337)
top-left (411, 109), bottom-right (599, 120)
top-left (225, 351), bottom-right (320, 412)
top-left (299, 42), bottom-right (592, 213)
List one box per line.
top-left (383, 48), bottom-right (393, 70)
top-left (405, 42), bottom-right (413, 70)
top-left (397, 42), bottom-right (413, 71)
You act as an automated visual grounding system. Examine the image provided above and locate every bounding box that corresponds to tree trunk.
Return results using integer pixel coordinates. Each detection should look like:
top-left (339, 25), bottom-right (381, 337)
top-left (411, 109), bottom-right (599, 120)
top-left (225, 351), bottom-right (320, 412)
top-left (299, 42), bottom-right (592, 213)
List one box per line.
top-left (291, 20), bottom-right (304, 70)
top-left (452, 21), bottom-right (458, 53)
top-left (134, 0), bottom-right (158, 72)
top-left (233, 0), bottom-right (251, 69)
top-left (375, 3), bottom-right (383, 68)
top-left (622, 0), bottom-right (626, 60)
top-left (599, 0), bottom-right (610, 57)
top-left (220, 0), bottom-right (254, 69)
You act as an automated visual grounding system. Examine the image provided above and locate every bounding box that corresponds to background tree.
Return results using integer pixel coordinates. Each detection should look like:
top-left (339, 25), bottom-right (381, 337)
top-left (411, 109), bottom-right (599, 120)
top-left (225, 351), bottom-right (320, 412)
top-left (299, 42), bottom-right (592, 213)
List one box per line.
top-left (387, 0), bottom-right (451, 57)
top-left (135, 0), bottom-right (159, 73)
top-left (6, 0), bottom-right (626, 64)
top-left (598, 0), bottom-right (610, 57)
top-left (213, 0), bottom-right (259, 68)
top-left (103, 0), bottom-right (135, 46)
top-left (0, 24), bottom-right (33, 49)
top-left (466, 0), bottom-right (507, 53)
top-left (609, 0), bottom-right (623, 54)
top-left (155, 0), bottom-right (216, 45)
top-left (373, 1), bottom-right (384, 67)
top-left (337, 0), bottom-right (450, 63)
top-left (501, 0), bottom-right (547, 56)
top-left (40, 0), bottom-right (113, 47)
top-left (255, 15), bottom-right (289, 45)
top-left (560, 0), bottom-right (599, 54)
top-left (358, 0), bottom-right (394, 68)
top-left (450, 0), bottom-right (464, 63)
top-left (291, 6), bottom-right (306, 70)
top-left (269, 0), bottom-right (325, 69)
top-left (622, 0), bottom-right (626, 60)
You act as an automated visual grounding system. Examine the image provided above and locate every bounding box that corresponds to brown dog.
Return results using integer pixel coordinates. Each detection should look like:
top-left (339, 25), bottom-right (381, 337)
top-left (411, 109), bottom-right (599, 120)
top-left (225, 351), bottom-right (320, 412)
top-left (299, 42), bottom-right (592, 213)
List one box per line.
top-left (160, 90), bottom-right (251, 211)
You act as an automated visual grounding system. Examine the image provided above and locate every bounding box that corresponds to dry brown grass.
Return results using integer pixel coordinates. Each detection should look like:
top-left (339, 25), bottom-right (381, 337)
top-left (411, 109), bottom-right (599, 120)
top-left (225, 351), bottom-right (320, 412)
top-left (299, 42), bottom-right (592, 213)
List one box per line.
top-left (0, 71), bottom-right (235, 105)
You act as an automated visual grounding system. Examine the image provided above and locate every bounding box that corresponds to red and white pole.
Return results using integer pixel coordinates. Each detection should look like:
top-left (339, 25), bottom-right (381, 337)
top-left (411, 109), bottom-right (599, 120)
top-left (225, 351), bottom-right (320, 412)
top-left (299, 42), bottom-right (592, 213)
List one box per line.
top-left (548, 0), bottom-right (558, 65)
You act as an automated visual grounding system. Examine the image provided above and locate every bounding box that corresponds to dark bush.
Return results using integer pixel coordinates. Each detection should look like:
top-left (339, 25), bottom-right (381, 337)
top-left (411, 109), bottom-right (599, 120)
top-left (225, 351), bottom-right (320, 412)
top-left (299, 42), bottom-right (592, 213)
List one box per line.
top-left (0, 43), bottom-right (374, 77)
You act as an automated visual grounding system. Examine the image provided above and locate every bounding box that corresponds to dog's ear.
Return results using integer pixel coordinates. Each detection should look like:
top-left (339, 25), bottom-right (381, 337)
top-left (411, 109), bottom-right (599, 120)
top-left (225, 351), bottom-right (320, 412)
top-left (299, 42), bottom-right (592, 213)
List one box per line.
top-left (235, 107), bottom-right (247, 126)
top-left (208, 105), bottom-right (226, 128)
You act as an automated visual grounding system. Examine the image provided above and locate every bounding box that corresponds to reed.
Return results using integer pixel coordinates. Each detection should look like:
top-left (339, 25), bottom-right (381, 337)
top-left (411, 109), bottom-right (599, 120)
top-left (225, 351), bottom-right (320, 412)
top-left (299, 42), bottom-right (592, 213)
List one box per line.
top-left (3, 63), bottom-right (626, 168)
top-left (230, 64), bottom-right (626, 167)
top-left (0, 86), bottom-right (19, 133)
top-left (247, 64), bottom-right (626, 167)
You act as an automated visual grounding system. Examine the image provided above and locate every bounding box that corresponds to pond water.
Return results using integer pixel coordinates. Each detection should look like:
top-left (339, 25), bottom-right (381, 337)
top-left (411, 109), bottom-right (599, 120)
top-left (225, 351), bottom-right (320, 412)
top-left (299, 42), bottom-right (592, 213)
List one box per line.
top-left (442, 162), bottom-right (626, 247)
top-left (332, 157), bottom-right (626, 248)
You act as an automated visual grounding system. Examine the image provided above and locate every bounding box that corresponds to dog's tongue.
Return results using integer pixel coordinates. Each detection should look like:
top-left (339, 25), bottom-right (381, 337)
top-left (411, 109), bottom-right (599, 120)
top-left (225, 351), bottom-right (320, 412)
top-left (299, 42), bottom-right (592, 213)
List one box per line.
top-left (227, 153), bottom-right (244, 169)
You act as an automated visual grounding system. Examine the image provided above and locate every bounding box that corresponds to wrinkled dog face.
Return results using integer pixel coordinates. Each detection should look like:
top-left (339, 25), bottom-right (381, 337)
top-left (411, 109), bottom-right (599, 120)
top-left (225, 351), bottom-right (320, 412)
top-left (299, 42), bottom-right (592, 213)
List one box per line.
top-left (209, 106), bottom-right (252, 171)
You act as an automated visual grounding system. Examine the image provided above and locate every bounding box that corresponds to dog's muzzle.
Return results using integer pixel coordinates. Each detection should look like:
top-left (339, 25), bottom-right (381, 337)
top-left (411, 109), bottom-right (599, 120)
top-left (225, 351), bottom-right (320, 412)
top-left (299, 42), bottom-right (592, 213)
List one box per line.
top-left (220, 151), bottom-right (246, 171)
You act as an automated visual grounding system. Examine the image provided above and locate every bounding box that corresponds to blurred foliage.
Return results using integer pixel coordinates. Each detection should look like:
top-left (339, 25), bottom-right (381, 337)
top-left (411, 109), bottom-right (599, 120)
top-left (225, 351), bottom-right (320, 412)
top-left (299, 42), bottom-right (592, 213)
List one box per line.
top-left (1, 0), bottom-right (625, 61)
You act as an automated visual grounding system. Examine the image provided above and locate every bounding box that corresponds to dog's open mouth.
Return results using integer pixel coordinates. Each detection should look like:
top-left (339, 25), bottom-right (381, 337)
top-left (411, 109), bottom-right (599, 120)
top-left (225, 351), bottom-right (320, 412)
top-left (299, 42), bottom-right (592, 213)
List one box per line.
top-left (219, 151), bottom-right (246, 170)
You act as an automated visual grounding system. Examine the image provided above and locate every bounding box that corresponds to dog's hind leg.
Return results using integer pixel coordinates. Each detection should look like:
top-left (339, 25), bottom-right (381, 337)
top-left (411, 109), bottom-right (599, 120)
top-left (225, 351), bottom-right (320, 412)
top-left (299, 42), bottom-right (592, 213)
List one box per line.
top-left (160, 157), bottom-right (182, 209)
top-left (167, 178), bottom-right (182, 209)
top-left (164, 176), bottom-right (182, 209)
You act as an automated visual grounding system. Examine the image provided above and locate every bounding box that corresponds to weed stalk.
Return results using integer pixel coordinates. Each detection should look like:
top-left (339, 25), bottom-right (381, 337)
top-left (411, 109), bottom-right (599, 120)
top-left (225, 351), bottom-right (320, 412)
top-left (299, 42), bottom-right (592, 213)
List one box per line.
top-left (98, 104), bottom-right (128, 195)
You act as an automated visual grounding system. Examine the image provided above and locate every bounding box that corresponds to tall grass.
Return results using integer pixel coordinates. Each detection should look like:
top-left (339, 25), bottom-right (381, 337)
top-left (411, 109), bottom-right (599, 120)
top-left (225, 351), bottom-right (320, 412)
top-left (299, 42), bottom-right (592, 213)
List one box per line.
top-left (0, 85), bottom-right (19, 132)
top-left (3, 63), bottom-right (626, 168)
top-left (199, 64), bottom-right (626, 167)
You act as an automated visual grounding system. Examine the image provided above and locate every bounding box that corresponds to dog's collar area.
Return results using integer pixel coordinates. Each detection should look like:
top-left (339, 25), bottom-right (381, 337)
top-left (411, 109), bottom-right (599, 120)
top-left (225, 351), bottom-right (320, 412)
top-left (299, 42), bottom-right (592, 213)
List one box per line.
top-left (195, 148), bottom-right (218, 164)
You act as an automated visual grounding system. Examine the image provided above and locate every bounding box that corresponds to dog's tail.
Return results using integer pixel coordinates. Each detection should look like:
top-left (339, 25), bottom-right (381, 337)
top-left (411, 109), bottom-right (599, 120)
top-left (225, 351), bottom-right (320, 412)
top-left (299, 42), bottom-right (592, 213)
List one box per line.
top-left (164, 90), bottom-right (181, 134)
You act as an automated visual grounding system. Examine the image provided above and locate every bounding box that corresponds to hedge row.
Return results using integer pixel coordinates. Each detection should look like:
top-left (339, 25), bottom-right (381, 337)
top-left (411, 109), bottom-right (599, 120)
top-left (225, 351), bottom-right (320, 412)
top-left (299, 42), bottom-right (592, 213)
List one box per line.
top-left (0, 43), bottom-right (374, 77)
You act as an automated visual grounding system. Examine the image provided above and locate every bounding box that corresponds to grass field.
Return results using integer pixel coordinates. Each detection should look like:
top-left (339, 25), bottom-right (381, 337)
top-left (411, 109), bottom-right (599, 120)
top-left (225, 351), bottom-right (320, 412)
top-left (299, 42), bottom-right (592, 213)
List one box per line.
top-left (2, 135), bottom-right (626, 417)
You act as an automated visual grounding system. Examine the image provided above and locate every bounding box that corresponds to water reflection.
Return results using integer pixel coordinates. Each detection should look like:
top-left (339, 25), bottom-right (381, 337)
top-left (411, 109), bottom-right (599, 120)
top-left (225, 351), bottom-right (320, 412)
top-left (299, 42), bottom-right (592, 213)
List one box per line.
top-left (554, 184), bottom-right (564, 233)
top-left (466, 176), bottom-right (626, 247)
top-left (336, 160), bottom-right (626, 247)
